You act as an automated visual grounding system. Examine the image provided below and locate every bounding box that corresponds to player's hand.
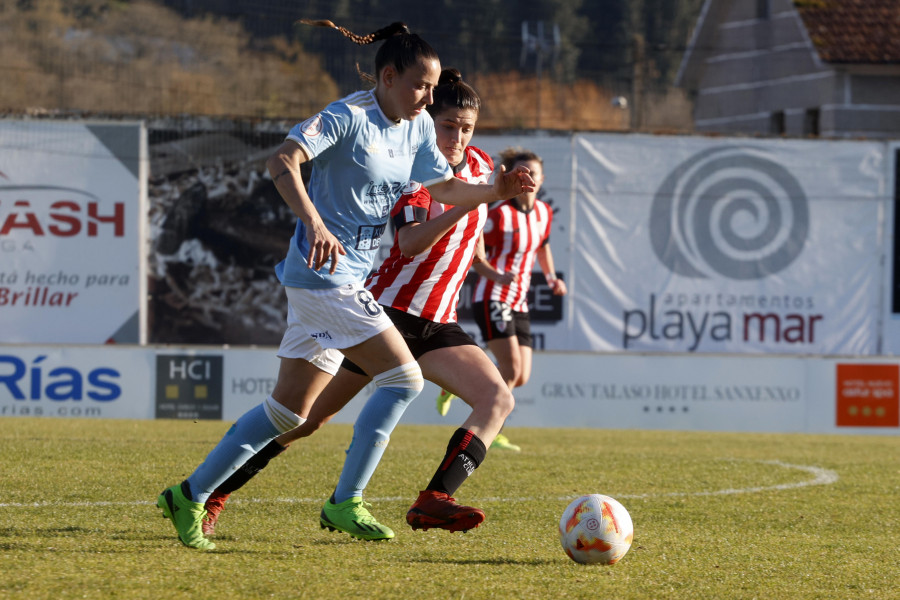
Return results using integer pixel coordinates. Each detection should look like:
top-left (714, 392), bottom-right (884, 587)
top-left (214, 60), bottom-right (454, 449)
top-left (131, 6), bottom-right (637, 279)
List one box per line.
top-left (548, 278), bottom-right (567, 296)
top-left (306, 221), bottom-right (346, 274)
top-left (493, 164), bottom-right (535, 200)
top-left (496, 272), bottom-right (515, 286)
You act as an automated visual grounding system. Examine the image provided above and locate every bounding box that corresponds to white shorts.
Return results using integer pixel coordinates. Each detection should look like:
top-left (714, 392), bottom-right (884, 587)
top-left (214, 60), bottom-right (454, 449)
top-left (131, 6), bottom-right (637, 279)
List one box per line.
top-left (277, 303), bottom-right (344, 376)
top-left (277, 283), bottom-right (393, 371)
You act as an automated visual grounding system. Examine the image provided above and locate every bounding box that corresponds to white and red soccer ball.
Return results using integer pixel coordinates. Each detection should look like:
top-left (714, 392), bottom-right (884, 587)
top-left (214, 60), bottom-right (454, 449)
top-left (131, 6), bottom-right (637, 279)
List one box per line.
top-left (559, 494), bottom-right (634, 565)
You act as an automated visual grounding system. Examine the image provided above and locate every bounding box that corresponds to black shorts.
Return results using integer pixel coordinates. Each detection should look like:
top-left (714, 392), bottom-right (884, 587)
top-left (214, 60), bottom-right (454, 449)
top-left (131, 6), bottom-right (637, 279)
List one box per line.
top-left (472, 300), bottom-right (533, 348)
top-left (341, 305), bottom-right (477, 376)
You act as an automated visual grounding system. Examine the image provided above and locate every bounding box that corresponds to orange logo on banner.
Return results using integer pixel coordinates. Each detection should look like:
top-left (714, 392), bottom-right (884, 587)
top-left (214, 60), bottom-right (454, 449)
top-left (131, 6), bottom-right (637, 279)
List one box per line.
top-left (836, 364), bottom-right (899, 428)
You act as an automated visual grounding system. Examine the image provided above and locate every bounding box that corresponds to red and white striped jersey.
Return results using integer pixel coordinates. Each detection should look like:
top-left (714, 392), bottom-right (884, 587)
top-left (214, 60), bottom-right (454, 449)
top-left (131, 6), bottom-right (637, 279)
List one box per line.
top-left (366, 146), bottom-right (493, 323)
top-left (472, 198), bottom-right (553, 312)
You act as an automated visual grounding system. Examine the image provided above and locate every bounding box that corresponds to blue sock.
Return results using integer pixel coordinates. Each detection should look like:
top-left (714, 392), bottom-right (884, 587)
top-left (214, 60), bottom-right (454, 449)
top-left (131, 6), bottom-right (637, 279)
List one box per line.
top-left (185, 402), bottom-right (281, 504)
top-left (332, 368), bottom-right (422, 503)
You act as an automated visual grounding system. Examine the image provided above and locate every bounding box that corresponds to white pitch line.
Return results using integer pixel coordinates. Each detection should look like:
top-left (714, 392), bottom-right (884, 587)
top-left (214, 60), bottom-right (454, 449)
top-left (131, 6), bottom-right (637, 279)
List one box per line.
top-left (0, 460), bottom-right (837, 509)
top-left (615, 460), bottom-right (839, 500)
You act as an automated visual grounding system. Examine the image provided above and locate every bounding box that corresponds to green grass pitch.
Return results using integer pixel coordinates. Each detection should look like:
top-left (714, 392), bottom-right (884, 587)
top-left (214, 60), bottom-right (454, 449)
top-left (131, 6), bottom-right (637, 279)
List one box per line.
top-left (1, 418), bottom-right (898, 599)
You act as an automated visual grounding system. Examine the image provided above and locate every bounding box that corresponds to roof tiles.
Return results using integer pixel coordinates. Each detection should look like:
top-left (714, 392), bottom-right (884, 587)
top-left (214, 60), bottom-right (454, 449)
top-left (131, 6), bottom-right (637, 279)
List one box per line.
top-left (795, 0), bottom-right (900, 63)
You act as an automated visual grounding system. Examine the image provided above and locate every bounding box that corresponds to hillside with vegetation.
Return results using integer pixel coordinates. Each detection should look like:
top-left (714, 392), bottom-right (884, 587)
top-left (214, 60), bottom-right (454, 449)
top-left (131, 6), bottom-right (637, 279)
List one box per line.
top-left (0, 0), bottom-right (703, 131)
top-left (0, 0), bottom-right (337, 119)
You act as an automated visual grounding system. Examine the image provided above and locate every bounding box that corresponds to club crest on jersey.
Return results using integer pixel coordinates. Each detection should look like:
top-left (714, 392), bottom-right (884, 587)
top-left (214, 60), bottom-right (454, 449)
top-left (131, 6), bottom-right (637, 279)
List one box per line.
top-left (300, 115), bottom-right (323, 137)
top-left (495, 321), bottom-right (507, 333)
top-left (401, 182), bottom-right (422, 195)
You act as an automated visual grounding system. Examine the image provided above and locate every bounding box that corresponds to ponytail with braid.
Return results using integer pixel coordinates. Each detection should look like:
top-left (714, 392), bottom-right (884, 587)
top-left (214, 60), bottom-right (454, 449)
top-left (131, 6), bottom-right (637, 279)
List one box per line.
top-left (298, 20), bottom-right (409, 45)
top-left (298, 19), bottom-right (439, 79)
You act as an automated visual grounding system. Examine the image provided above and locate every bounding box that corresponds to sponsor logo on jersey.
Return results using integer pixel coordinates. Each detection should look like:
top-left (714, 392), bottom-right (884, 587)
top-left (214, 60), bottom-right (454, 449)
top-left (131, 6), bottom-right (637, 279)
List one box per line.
top-left (356, 224), bottom-right (386, 250)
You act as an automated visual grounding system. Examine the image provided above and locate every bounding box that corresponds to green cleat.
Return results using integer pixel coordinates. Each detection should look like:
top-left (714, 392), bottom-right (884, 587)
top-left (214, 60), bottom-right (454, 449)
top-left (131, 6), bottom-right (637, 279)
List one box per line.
top-left (320, 496), bottom-right (394, 541)
top-left (490, 433), bottom-right (521, 452)
top-left (436, 389), bottom-right (456, 417)
top-left (157, 483), bottom-right (216, 550)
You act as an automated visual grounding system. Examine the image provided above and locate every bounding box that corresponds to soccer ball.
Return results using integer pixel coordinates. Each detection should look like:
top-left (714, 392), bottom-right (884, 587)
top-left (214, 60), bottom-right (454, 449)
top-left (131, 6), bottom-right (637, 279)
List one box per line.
top-left (559, 494), bottom-right (634, 565)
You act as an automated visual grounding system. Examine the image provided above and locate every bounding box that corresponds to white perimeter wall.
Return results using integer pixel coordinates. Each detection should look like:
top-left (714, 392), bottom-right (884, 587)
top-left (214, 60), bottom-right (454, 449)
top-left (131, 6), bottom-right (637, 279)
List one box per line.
top-left (0, 344), bottom-right (896, 435)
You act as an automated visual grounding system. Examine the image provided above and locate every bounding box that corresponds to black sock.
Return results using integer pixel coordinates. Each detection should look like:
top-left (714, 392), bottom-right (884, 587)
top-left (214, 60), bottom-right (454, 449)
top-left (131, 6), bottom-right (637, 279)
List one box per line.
top-left (180, 479), bottom-right (194, 501)
top-left (215, 439), bottom-right (288, 495)
top-left (426, 428), bottom-right (487, 496)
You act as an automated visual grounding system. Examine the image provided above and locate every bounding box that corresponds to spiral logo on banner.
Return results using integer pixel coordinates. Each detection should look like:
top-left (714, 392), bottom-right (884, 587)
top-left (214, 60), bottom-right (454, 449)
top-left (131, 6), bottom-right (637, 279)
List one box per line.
top-left (650, 146), bottom-right (809, 280)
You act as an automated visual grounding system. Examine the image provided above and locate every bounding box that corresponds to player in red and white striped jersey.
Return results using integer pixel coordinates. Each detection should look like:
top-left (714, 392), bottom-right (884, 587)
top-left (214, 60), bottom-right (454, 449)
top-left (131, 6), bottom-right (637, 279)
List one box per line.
top-left (439, 149), bottom-right (567, 451)
top-left (201, 69), bottom-right (528, 536)
top-left (366, 144), bottom-right (492, 323)
top-left (474, 148), bottom-right (567, 389)
top-left (473, 188), bottom-right (554, 312)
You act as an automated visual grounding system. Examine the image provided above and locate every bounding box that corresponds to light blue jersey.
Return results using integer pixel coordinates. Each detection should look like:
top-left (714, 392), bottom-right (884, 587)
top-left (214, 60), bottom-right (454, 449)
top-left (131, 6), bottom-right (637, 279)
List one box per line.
top-left (276, 90), bottom-right (453, 289)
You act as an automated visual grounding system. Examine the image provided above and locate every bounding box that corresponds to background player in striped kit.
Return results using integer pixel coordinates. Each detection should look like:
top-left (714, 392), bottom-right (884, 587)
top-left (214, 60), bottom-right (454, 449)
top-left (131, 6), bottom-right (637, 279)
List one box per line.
top-left (437, 148), bottom-right (568, 451)
top-left (155, 18), bottom-right (534, 550)
top-left (200, 68), bottom-right (517, 538)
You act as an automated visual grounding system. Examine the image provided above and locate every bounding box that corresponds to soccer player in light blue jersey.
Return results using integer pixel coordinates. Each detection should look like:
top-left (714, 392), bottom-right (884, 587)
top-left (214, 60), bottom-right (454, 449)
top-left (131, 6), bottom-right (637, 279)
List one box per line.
top-left (157, 19), bottom-right (534, 549)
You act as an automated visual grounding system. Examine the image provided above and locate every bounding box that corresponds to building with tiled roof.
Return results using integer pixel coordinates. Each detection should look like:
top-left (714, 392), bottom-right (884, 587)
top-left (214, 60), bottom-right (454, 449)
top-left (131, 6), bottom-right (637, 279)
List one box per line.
top-left (676, 0), bottom-right (900, 137)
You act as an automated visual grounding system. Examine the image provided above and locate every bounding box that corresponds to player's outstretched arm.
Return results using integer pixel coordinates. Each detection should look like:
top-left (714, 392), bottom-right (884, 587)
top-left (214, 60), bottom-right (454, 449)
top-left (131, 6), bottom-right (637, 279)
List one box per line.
top-left (427, 165), bottom-right (535, 209)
